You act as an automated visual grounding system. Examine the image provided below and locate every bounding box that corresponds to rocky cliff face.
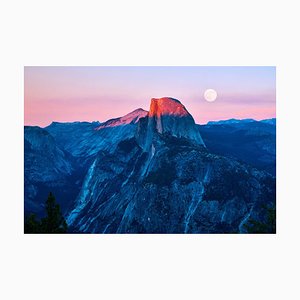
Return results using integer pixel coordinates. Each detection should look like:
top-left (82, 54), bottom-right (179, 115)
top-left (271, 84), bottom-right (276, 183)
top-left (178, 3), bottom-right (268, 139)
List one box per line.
top-left (136, 98), bottom-right (205, 151)
top-left (24, 126), bottom-right (73, 181)
top-left (24, 126), bottom-right (76, 216)
top-left (66, 135), bottom-right (275, 233)
top-left (65, 97), bottom-right (275, 233)
top-left (25, 109), bottom-right (150, 216)
top-left (46, 109), bottom-right (148, 159)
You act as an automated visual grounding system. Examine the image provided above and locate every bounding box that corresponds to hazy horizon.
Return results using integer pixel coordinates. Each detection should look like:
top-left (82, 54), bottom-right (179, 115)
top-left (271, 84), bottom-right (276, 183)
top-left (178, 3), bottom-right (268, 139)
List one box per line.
top-left (24, 112), bottom-right (276, 129)
top-left (24, 66), bottom-right (276, 127)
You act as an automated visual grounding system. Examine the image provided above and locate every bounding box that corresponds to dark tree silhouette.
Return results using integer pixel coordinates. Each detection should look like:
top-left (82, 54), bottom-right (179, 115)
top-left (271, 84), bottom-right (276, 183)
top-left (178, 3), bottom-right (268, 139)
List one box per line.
top-left (244, 205), bottom-right (276, 233)
top-left (41, 192), bottom-right (68, 233)
top-left (24, 192), bottom-right (68, 233)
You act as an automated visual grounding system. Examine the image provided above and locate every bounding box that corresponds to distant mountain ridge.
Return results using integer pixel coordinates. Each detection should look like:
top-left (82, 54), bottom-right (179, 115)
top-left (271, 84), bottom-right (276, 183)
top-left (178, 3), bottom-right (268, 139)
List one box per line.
top-left (45, 111), bottom-right (145, 158)
top-left (199, 117), bottom-right (276, 175)
top-left (207, 118), bottom-right (276, 125)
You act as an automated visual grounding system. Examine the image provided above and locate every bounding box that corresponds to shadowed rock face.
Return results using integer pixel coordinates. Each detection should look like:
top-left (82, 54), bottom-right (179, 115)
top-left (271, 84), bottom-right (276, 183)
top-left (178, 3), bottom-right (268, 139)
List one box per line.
top-left (24, 126), bottom-right (78, 216)
top-left (45, 109), bottom-right (149, 158)
top-left (65, 97), bottom-right (275, 233)
top-left (198, 120), bottom-right (276, 175)
top-left (24, 126), bottom-right (73, 182)
top-left (66, 133), bottom-right (275, 233)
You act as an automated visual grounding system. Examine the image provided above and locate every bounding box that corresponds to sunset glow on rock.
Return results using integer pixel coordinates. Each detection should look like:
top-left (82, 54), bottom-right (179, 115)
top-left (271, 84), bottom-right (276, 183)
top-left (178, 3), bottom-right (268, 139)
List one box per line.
top-left (136, 97), bottom-right (205, 150)
top-left (95, 108), bottom-right (148, 130)
top-left (149, 97), bottom-right (190, 118)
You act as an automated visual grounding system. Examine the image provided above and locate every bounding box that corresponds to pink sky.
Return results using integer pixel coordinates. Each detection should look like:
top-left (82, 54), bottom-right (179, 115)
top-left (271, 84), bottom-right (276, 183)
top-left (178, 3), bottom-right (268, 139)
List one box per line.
top-left (24, 67), bottom-right (276, 127)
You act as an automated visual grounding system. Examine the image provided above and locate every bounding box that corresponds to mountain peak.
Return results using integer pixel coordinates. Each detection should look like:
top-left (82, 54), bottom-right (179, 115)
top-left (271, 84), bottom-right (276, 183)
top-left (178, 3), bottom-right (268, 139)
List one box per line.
top-left (96, 108), bottom-right (148, 130)
top-left (136, 97), bottom-right (205, 150)
top-left (149, 97), bottom-right (190, 118)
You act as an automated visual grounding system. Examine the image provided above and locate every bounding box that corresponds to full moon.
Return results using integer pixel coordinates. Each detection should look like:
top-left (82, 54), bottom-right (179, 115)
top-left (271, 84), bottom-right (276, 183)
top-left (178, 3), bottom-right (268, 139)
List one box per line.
top-left (204, 89), bottom-right (218, 102)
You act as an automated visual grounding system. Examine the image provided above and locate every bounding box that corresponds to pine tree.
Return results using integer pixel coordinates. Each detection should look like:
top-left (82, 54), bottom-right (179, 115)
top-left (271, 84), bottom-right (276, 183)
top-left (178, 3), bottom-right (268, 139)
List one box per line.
top-left (41, 192), bottom-right (68, 233)
top-left (24, 192), bottom-right (68, 233)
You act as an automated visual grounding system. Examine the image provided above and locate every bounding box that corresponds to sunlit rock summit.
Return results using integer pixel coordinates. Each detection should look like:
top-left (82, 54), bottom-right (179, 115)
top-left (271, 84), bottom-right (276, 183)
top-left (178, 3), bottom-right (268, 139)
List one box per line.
top-left (136, 97), bottom-right (205, 151)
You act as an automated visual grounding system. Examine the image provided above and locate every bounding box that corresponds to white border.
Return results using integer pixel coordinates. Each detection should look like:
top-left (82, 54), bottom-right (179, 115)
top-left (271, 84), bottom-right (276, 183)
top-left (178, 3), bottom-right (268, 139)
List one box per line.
top-left (1, 1), bottom-right (299, 299)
